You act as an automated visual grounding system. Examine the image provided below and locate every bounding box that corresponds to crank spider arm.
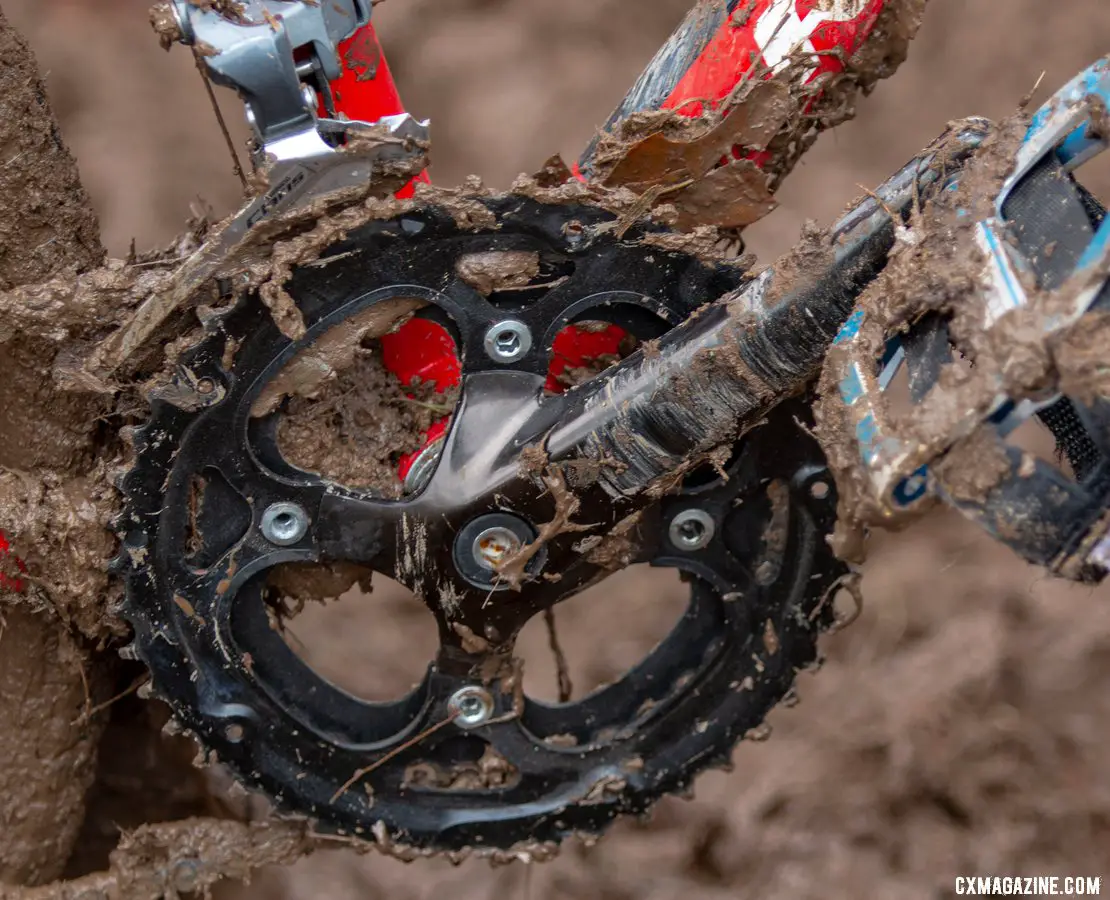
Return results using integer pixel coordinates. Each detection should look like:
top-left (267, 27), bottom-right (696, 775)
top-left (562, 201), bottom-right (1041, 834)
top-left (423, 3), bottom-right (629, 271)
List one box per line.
top-left (823, 57), bottom-right (1110, 581)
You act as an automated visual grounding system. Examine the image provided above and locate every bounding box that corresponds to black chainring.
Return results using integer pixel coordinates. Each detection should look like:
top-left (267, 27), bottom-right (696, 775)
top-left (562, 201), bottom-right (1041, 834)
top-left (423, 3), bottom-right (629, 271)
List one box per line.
top-left (117, 194), bottom-right (846, 854)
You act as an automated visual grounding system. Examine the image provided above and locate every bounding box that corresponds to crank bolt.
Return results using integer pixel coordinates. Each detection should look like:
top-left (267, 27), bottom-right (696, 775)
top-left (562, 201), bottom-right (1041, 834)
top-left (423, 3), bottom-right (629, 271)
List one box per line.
top-left (669, 509), bottom-right (715, 551)
top-left (563, 219), bottom-right (586, 246)
top-left (453, 513), bottom-right (543, 591)
top-left (448, 686), bottom-right (495, 729)
top-left (472, 526), bottom-right (523, 572)
top-left (260, 502), bottom-right (309, 546)
top-left (484, 320), bottom-right (532, 364)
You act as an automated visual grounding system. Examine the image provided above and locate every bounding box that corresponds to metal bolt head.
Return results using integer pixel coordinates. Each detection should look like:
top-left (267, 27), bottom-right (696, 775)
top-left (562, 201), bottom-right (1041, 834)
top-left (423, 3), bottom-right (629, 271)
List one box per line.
top-left (484, 320), bottom-right (532, 364)
top-left (448, 686), bottom-right (495, 728)
top-left (669, 509), bottom-right (715, 551)
top-left (403, 437), bottom-right (445, 494)
top-left (171, 859), bottom-right (202, 894)
top-left (472, 526), bottom-right (523, 572)
top-left (453, 513), bottom-right (542, 591)
top-left (562, 219), bottom-right (586, 246)
top-left (260, 502), bottom-right (309, 546)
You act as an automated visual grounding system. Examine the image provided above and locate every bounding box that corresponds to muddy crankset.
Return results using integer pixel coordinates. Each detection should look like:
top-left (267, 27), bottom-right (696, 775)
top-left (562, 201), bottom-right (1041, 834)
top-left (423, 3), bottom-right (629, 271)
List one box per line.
top-left (116, 192), bottom-right (847, 854)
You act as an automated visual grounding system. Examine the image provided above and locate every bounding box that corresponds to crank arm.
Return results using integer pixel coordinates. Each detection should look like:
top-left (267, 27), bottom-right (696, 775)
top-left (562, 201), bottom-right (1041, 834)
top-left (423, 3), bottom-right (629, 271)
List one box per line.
top-left (545, 121), bottom-right (990, 491)
top-left (406, 119), bottom-right (991, 595)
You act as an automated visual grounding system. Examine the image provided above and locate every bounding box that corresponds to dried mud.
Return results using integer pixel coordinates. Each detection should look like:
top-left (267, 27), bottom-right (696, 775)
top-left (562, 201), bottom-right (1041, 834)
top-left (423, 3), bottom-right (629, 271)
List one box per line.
top-left (277, 340), bottom-right (454, 498)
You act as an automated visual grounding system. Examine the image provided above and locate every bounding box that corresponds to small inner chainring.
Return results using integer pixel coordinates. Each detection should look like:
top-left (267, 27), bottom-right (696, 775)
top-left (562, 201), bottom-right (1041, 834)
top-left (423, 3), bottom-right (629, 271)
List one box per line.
top-left (117, 195), bottom-right (845, 855)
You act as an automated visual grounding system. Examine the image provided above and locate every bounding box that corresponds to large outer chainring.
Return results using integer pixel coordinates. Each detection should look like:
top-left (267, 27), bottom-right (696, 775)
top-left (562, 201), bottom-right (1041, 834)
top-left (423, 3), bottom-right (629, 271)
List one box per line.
top-left (117, 194), bottom-right (845, 855)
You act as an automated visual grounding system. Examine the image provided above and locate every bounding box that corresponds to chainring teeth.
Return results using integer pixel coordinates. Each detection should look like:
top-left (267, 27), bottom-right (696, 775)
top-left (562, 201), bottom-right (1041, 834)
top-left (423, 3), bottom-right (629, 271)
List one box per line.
top-left (116, 195), bottom-right (845, 852)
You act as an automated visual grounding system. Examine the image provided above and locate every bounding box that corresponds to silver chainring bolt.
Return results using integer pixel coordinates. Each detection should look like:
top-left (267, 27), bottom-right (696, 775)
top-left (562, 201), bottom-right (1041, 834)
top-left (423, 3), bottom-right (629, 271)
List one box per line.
top-left (260, 502), bottom-right (310, 546)
top-left (484, 320), bottom-right (532, 364)
top-left (471, 526), bottom-right (523, 572)
top-left (403, 437), bottom-right (445, 494)
top-left (669, 509), bottom-right (715, 551)
top-left (301, 83), bottom-right (318, 112)
top-left (448, 686), bottom-right (495, 728)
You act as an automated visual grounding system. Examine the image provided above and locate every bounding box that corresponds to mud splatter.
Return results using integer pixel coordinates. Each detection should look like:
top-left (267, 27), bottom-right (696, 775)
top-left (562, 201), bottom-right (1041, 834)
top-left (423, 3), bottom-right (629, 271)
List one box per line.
top-left (456, 250), bottom-right (541, 295)
top-left (496, 468), bottom-right (595, 590)
top-left (403, 745), bottom-right (517, 792)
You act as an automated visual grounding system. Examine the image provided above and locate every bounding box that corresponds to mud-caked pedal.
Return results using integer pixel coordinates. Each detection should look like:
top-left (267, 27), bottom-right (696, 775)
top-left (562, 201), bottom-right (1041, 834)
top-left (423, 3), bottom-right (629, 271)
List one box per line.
top-left (823, 57), bottom-right (1110, 581)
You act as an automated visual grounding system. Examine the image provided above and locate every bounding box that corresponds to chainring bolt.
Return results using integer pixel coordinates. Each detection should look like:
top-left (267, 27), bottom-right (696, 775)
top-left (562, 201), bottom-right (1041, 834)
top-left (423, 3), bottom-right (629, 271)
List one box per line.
top-left (448, 686), bottom-right (495, 728)
top-left (403, 438), bottom-right (445, 494)
top-left (453, 513), bottom-right (542, 590)
top-left (669, 509), bottom-right (716, 551)
top-left (472, 526), bottom-right (523, 572)
top-left (260, 502), bottom-right (309, 546)
top-left (484, 320), bottom-right (532, 364)
top-left (562, 219), bottom-right (586, 246)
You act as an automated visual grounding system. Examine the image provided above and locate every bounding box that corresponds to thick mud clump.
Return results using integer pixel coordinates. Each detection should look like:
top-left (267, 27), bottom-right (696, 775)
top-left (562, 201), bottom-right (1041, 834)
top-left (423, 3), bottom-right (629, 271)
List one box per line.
top-left (0, 5), bottom-right (120, 886)
top-left (277, 339), bottom-right (453, 498)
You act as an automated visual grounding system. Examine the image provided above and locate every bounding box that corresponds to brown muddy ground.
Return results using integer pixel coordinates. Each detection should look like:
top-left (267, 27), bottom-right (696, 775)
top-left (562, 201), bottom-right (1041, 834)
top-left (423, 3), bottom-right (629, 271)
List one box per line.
top-left (6, 0), bottom-right (1110, 896)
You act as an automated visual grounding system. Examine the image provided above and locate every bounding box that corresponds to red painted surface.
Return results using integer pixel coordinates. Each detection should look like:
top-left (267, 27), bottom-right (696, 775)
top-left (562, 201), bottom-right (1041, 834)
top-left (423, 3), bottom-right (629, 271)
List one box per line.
top-left (379, 319), bottom-right (461, 393)
top-left (0, 531), bottom-right (26, 593)
top-left (546, 324), bottom-right (629, 394)
top-left (662, 0), bottom-right (886, 119)
top-left (323, 22), bottom-right (429, 194)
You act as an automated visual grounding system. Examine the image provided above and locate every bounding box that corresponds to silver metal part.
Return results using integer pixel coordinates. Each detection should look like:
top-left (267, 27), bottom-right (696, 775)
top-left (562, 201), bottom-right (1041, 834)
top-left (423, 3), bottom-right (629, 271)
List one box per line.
top-left (261, 502), bottom-right (310, 546)
top-left (484, 320), bottom-right (532, 364)
top-left (471, 527), bottom-right (523, 572)
top-left (669, 509), bottom-right (716, 551)
top-left (169, 0), bottom-right (371, 150)
top-left (447, 687), bottom-right (495, 728)
top-left (403, 437), bottom-right (446, 495)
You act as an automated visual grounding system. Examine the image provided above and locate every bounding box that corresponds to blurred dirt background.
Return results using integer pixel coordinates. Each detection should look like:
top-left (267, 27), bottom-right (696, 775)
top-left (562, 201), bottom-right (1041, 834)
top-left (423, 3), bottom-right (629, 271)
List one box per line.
top-left (5, 0), bottom-right (1110, 897)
